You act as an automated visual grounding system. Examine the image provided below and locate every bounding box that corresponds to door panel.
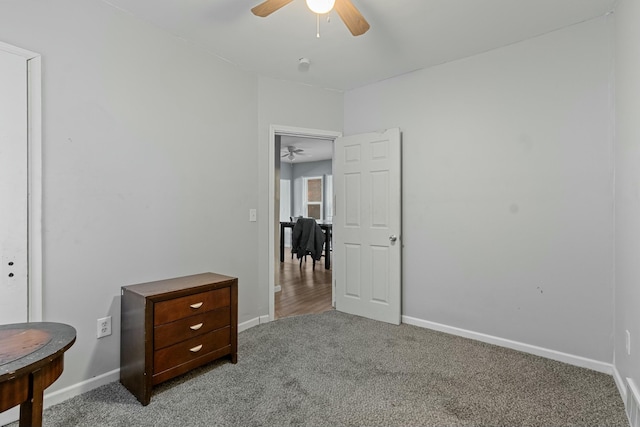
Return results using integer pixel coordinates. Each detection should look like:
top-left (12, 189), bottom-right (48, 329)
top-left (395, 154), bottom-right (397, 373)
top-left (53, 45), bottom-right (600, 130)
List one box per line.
top-left (371, 171), bottom-right (389, 226)
top-left (344, 173), bottom-right (361, 225)
top-left (371, 246), bottom-right (389, 303)
top-left (344, 244), bottom-right (361, 297)
top-left (0, 48), bottom-right (28, 324)
top-left (334, 128), bottom-right (401, 324)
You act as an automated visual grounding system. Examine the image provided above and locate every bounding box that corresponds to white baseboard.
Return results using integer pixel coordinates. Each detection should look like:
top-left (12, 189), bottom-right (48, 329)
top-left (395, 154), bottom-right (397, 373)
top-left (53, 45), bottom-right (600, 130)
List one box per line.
top-left (239, 316), bottom-right (260, 332)
top-left (259, 314), bottom-right (270, 324)
top-left (625, 377), bottom-right (640, 427)
top-left (0, 317), bottom-right (270, 427)
top-left (274, 285), bottom-right (282, 293)
top-left (47, 368), bottom-right (121, 406)
top-left (401, 315), bottom-right (613, 374)
top-left (238, 314), bottom-right (271, 333)
top-left (0, 407), bottom-right (18, 426)
top-left (613, 366), bottom-right (628, 403)
top-left (0, 368), bottom-right (120, 426)
top-left (1, 314), bottom-right (621, 427)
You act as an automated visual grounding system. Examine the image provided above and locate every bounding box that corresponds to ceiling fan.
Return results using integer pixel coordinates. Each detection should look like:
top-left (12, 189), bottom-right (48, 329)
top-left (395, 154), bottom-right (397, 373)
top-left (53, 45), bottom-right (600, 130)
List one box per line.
top-left (251, 0), bottom-right (370, 37)
top-left (282, 145), bottom-right (307, 161)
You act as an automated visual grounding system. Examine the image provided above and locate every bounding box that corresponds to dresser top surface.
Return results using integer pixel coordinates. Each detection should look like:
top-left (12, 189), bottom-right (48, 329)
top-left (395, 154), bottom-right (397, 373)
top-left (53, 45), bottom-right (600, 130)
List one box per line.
top-left (122, 273), bottom-right (237, 298)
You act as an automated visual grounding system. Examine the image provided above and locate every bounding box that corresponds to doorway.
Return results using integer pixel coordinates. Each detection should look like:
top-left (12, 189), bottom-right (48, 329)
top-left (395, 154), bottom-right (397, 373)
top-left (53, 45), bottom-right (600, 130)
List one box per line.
top-left (268, 125), bottom-right (341, 321)
top-left (275, 135), bottom-right (334, 318)
top-left (268, 126), bottom-right (402, 325)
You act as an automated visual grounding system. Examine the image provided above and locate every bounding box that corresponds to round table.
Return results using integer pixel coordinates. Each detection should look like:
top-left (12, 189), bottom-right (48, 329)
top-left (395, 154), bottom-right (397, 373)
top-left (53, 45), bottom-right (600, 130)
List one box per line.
top-left (0, 322), bottom-right (76, 427)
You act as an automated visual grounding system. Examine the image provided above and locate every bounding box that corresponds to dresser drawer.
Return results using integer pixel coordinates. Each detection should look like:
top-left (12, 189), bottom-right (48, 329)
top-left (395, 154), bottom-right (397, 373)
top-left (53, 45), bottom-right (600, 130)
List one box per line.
top-left (154, 287), bottom-right (230, 325)
top-left (154, 306), bottom-right (230, 350)
top-left (153, 326), bottom-right (231, 375)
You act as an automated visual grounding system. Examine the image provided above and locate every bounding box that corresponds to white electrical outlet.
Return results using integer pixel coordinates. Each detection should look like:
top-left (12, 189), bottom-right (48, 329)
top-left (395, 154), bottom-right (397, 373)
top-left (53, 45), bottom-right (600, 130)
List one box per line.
top-left (626, 330), bottom-right (632, 356)
top-left (249, 209), bottom-right (257, 222)
top-left (97, 316), bottom-right (112, 339)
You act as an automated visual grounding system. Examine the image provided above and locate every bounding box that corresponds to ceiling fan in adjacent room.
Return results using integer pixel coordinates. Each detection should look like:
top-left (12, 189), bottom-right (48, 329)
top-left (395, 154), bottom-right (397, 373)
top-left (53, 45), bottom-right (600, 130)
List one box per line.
top-left (251, 0), bottom-right (370, 36)
top-left (282, 145), bottom-right (308, 161)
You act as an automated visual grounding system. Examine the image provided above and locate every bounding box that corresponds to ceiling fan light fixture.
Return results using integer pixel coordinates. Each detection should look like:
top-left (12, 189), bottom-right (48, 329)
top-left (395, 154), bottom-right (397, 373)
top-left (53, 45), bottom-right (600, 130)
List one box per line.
top-left (306, 0), bottom-right (335, 14)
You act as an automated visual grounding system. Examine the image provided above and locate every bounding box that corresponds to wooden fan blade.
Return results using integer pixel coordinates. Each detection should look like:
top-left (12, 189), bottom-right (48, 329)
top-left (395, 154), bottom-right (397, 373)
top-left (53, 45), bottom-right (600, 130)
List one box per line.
top-left (334, 0), bottom-right (370, 36)
top-left (251, 0), bottom-right (295, 17)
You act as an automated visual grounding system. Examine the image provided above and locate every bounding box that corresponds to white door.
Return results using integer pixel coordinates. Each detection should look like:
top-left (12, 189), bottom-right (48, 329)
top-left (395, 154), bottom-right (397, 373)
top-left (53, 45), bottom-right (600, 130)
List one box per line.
top-left (334, 128), bottom-right (401, 324)
top-left (0, 48), bottom-right (29, 323)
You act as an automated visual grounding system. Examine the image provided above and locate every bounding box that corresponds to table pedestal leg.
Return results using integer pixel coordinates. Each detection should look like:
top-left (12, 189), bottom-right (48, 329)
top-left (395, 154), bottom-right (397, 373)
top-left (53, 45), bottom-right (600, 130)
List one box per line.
top-left (325, 229), bottom-right (331, 270)
top-left (280, 223), bottom-right (285, 262)
top-left (19, 368), bottom-right (43, 427)
top-left (18, 355), bottom-right (64, 427)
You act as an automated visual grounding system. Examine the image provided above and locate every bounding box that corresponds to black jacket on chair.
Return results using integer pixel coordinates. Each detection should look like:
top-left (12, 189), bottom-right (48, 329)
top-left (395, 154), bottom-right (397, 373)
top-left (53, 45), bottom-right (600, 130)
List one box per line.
top-left (291, 218), bottom-right (325, 261)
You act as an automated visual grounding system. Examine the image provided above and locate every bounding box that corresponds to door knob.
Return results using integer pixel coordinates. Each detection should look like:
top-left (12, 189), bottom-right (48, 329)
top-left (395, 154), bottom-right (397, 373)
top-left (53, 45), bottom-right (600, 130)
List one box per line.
top-left (389, 235), bottom-right (398, 242)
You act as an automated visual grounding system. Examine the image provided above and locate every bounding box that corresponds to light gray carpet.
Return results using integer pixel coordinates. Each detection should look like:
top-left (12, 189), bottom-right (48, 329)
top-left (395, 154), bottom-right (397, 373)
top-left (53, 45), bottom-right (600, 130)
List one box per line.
top-left (12, 310), bottom-right (628, 426)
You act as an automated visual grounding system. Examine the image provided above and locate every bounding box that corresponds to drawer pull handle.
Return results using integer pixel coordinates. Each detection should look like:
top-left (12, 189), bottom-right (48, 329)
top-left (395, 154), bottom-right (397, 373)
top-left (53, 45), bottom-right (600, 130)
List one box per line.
top-left (190, 302), bottom-right (204, 309)
top-left (190, 344), bottom-right (203, 353)
top-left (190, 323), bottom-right (203, 331)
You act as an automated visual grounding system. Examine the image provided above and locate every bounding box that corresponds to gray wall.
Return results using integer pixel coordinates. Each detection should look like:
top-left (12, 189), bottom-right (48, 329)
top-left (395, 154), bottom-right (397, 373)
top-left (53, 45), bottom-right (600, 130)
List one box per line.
top-left (344, 17), bottom-right (614, 363)
top-left (2, 0), bottom-right (636, 409)
top-left (291, 159), bottom-right (333, 220)
top-left (0, 0), bottom-right (257, 391)
top-left (281, 162), bottom-right (294, 180)
top-left (0, 0), bottom-right (344, 397)
top-left (278, 160), bottom-right (333, 247)
top-left (614, 0), bottom-right (640, 393)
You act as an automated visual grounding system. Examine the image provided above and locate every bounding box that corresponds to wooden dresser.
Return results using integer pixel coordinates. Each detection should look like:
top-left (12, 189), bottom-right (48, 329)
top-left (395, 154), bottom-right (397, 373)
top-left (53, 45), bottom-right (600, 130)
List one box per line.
top-left (120, 272), bottom-right (237, 405)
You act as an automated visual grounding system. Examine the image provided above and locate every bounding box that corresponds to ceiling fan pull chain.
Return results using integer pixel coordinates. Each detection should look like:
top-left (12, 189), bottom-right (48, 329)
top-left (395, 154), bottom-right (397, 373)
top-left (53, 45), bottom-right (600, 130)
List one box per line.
top-left (316, 13), bottom-right (320, 38)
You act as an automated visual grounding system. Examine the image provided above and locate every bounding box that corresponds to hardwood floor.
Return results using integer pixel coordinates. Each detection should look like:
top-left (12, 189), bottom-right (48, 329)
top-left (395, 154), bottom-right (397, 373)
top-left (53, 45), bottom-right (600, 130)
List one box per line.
top-left (275, 248), bottom-right (333, 319)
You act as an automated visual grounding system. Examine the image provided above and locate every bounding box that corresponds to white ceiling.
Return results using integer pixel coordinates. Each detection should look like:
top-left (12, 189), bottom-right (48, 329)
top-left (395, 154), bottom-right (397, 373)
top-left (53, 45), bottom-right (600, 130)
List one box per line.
top-left (280, 135), bottom-right (333, 164)
top-left (102, 0), bottom-right (616, 91)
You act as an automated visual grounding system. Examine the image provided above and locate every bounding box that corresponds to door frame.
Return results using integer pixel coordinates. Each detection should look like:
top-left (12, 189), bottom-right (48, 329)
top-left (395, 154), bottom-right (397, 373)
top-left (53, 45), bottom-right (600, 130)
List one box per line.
top-left (268, 125), bottom-right (342, 321)
top-left (0, 41), bottom-right (43, 321)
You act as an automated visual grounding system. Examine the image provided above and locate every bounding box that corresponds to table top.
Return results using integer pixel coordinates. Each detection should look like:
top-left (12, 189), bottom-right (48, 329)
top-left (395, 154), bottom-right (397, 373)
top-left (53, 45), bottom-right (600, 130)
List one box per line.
top-left (0, 322), bottom-right (76, 381)
top-left (281, 220), bottom-right (332, 228)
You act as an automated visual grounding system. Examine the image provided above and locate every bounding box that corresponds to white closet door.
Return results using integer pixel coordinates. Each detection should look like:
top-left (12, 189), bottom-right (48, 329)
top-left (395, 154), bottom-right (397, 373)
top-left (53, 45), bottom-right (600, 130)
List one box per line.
top-left (0, 47), bottom-right (29, 323)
